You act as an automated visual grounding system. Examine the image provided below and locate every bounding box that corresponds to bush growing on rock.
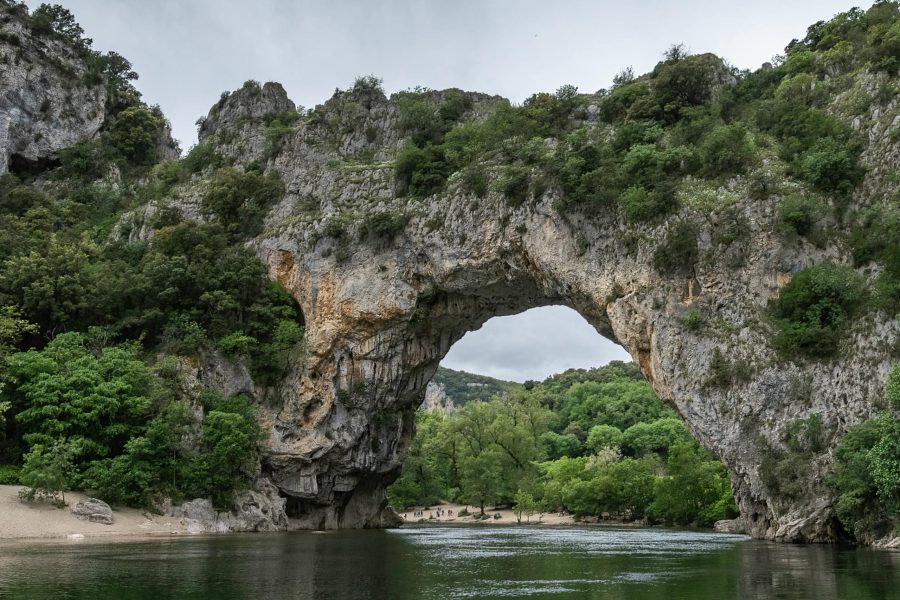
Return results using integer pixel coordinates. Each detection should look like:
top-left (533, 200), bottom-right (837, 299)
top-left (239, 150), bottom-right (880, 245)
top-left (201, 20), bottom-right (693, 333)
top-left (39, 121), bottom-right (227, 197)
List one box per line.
top-left (201, 167), bottom-right (284, 239)
top-left (652, 222), bottom-right (699, 276)
top-left (776, 192), bottom-right (824, 238)
top-left (106, 106), bottom-right (163, 166)
top-left (772, 262), bottom-right (867, 358)
top-left (697, 124), bottom-right (756, 176)
top-left (849, 205), bottom-right (900, 311)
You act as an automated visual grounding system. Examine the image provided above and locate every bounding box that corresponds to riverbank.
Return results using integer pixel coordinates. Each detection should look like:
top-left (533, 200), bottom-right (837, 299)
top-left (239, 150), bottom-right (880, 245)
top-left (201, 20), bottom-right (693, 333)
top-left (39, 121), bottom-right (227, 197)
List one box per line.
top-left (398, 502), bottom-right (577, 525)
top-left (0, 485), bottom-right (188, 540)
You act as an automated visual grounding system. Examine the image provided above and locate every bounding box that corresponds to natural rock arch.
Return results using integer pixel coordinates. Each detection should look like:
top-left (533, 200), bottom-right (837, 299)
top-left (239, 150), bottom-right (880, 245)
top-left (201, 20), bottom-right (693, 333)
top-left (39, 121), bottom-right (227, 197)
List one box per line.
top-left (245, 104), bottom-right (894, 540)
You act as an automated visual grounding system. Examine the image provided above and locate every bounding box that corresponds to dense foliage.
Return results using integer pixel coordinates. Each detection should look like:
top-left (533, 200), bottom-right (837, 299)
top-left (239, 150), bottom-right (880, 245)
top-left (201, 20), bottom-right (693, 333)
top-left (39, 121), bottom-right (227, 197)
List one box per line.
top-left (771, 262), bottom-right (867, 358)
top-left (0, 3), bottom-right (301, 508)
top-left (829, 364), bottom-right (900, 541)
top-left (389, 362), bottom-right (737, 527)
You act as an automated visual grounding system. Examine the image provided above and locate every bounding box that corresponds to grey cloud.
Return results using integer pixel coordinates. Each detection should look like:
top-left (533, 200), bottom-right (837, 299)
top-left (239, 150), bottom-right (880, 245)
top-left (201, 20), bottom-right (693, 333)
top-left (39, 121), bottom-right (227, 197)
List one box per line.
top-left (441, 306), bottom-right (631, 382)
top-left (40, 0), bottom-right (862, 147)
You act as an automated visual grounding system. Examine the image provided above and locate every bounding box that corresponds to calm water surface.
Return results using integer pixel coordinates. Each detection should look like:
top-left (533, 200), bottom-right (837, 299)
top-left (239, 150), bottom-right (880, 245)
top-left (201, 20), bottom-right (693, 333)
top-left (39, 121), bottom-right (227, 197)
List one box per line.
top-left (0, 525), bottom-right (897, 599)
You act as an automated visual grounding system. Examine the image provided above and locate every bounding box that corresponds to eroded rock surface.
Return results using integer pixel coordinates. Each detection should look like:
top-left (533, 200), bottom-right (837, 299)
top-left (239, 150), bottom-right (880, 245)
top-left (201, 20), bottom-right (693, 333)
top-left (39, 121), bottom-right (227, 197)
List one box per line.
top-left (0, 13), bottom-right (106, 173)
top-left (155, 77), bottom-right (898, 541)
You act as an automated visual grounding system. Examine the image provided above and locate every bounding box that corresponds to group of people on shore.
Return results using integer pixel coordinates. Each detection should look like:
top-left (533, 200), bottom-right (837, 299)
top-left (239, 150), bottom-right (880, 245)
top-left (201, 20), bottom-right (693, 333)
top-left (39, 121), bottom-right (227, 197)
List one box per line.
top-left (404, 507), bottom-right (455, 520)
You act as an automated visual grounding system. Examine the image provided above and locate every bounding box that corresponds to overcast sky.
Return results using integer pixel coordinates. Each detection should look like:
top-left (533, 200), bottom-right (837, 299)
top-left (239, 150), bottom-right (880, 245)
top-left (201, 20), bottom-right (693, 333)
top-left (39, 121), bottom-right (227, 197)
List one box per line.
top-left (442, 306), bottom-right (631, 382)
top-left (33, 0), bottom-right (867, 381)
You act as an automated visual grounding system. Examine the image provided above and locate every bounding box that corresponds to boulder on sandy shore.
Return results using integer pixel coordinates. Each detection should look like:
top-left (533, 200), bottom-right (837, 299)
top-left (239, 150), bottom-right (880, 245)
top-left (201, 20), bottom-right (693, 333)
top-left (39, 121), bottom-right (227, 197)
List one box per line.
top-left (72, 498), bottom-right (114, 525)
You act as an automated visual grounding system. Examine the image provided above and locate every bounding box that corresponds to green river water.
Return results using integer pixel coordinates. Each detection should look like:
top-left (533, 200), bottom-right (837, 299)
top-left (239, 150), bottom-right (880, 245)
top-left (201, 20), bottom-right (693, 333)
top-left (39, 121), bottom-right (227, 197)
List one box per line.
top-left (0, 525), bottom-right (897, 599)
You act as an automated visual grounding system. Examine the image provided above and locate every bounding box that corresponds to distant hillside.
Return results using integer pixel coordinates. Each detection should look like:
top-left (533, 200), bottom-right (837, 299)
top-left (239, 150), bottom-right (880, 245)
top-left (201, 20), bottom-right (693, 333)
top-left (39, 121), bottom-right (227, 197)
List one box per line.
top-left (424, 367), bottom-right (520, 410)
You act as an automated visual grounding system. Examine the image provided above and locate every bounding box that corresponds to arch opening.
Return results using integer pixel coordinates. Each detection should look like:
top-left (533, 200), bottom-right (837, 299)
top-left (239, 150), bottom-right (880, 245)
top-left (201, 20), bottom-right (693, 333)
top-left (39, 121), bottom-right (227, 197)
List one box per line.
top-left (386, 305), bottom-right (741, 529)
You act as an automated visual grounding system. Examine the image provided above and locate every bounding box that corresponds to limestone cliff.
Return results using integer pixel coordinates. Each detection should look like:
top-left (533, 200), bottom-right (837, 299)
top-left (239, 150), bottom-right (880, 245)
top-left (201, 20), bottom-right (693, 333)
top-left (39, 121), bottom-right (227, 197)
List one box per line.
top-left (148, 72), bottom-right (896, 540)
top-left (0, 9), bottom-right (106, 173)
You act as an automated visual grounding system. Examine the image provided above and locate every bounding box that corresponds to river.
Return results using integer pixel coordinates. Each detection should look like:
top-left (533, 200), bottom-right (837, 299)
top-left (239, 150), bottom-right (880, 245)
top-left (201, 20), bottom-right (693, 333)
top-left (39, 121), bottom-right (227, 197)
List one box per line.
top-left (0, 525), bottom-right (897, 599)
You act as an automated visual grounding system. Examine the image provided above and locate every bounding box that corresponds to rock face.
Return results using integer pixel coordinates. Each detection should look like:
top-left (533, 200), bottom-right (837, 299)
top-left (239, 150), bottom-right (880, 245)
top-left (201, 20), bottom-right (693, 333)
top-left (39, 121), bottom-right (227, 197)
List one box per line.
top-left (72, 498), bottom-right (114, 525)
top-left (167, 483), bottom-right (289, 534)
top-left (176, 78), bottom-right (896, 540)
top-left (0, 13), bottom-right (107, 174)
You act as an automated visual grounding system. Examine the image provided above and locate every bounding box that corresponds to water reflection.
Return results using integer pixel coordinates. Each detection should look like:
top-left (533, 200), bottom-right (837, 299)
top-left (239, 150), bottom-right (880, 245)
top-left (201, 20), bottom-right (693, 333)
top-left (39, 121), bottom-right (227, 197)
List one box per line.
top-left (738, 540), bottom-right (900, 600)
top-left (0, 526), bottom-right (896, 600)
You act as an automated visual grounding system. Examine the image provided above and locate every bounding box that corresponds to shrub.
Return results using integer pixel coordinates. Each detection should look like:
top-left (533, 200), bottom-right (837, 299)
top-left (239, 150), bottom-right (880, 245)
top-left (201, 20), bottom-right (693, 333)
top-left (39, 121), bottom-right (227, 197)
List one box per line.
top-left (18, 443), bottom-right (73, 506)
top-left (619, 185), bottom-right (671, 222)
top-left (498, 166), bottom-right (530, 207)
top-left (461, 166), bottom-right (488, 198)
top-left (797, 137), bottom-right (864, 195)
top-left (648, 53), bottom-right (724, 122)
top-left (106, 106), bottom-right (163, 166)
top-left (202, 167), bottom-right (284, 239)
top-left (772, 262), bottom-right (867, 358)
top-left (263, 111), bottom-right (300, 157)
top-left (679, 309), bottom-right (704, 332)
top-left (849, 204), bottom-right (900, 311)
top-left (0, 464), bottom-right (21, 485)
top-left (218, 332), bottom-right (257, 356)
top-left (653, 221), bottom-right (698, 276)
top-left (358, 211), bottom-right (409, 241)
top-left (395, 143), bottom-right (448, 198)
top-left (698, 124), bottom-right (755, 176)
top-left (182, 143), bottom-right (222, 174)
top-left (57, 140), bottom-right (107, 180)
top-left (776, 193), bottom-right (823, 237)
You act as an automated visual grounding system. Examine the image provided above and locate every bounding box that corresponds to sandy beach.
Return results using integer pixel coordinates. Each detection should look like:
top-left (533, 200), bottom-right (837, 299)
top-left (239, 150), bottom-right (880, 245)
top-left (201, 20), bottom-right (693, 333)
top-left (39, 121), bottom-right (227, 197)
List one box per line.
top-left (398, 502), bottom-right (576, 525)
top-left (0, 485), bottom-right (188, 540)
top-left (0, 485), bottom-right (579, 542)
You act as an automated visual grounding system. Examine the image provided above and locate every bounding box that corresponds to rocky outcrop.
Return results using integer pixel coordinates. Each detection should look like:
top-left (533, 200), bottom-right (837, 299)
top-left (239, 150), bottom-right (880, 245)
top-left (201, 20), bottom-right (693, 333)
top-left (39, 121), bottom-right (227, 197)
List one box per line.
top-left (72, 498), bottom-right (114, 525)
top-left (715, 518), bottom-right (747, 535)
top-left (166, 482), bottom-right (289, 534)
top-left (0, 11), bottom-right (106, 173)
top-left (165, 74), bottom-right (898, 541)
top-left (421, 381), bottom-right (455, 412)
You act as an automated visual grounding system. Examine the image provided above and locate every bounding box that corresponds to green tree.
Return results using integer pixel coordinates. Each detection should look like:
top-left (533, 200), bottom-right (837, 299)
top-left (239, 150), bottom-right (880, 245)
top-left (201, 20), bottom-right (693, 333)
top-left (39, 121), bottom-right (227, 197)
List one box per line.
top-left (459, 449), bottom-right (505, 515)
top-left (649, 442), bottom-right (736, 525)
top-left (106, 106), bottom-right (163, 165)
top-left (623, 418), bottom-right (691, 457)
top-left (591, 457), bottom-right (657, 518)
top-left (18, 442), bottom-right (74, 505)
top-left (0, 306), bottom-right (35, 432)
top-left (886, 365), bottom-right (900, 410)
top-left (586, 424), bottom-right (624, 452)
top-left (9, 333), bottom-right (152, 464)
top-left (30, 4), bottom-right (86, 45)
top-left (540, 431), bottom-right (583, 459)
top-left (513, 490), bottom-right (539, 523)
